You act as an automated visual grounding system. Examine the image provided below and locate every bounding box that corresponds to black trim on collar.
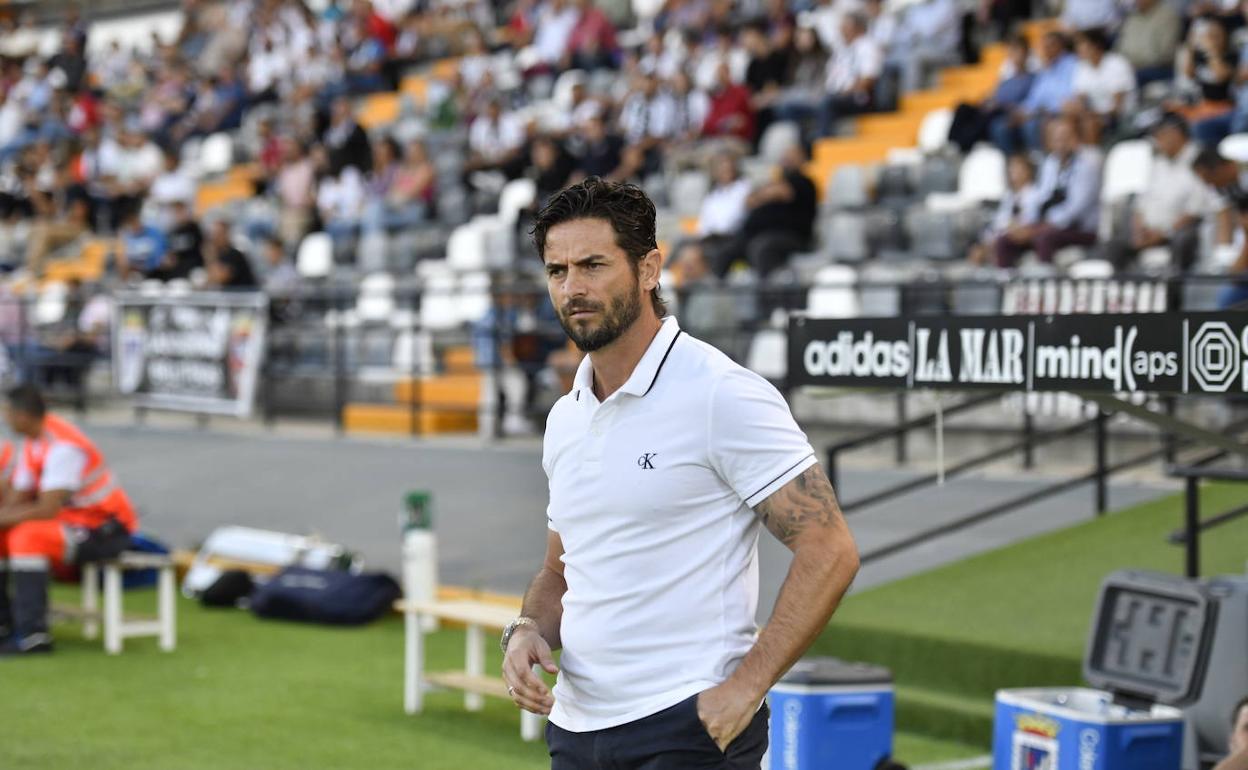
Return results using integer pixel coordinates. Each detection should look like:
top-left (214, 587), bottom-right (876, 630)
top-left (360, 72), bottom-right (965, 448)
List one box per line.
top-left (641, 330), bottom-right (683, 397)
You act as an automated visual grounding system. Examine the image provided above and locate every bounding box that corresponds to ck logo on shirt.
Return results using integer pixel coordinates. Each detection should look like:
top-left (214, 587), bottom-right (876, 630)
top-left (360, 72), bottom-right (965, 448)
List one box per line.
top-left (637, 453), bottom-right (657, 470)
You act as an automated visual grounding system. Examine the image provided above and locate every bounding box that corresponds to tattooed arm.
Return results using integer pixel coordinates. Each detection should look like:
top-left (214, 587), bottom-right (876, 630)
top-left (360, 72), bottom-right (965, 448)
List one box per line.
top-left (696, 463), bottom-right (860, 749)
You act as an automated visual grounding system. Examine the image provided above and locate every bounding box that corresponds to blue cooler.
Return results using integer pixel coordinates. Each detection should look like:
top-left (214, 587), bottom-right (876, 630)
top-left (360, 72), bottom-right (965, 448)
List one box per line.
top-left (768, 658), bottom-right (894, 770)
top-left (993, 571), bottom-right (1218, 770)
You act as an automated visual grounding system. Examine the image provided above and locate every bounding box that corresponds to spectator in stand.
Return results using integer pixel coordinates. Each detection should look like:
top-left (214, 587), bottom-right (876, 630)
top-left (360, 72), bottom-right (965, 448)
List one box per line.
top-left (342, 13), bottom-right (389, 94)
top-left (524, 135), bottom-right (578, 207)
top-left (315, 151), bottom-right (366, 255)
top-left (24, 185), bottom-right (91, 278)
top-left (701, 62), bottom-right (756, 145)
top-left (1107, 115), bottom-right (1223, 272)
top-left (1193, 150), bottom-right (1248, 309)
top-left (97, 121), bottom-right (162, 231)
top-left (565, 0), bottom-right (619, 71)
top-left (978, 0), bottom-right (1032, 40)
top-left (363, 137), bottom-right (436, 233)
top-left (1170, 20), bottom-right (1236, 135)
top-left (204, 219), bottom-right (258, 290)
top-left (575, 114), bottom-right (625, 178)
top-left (773, 25), bottom-right (828, 126)
top-left (894, 0), bottom-right (961, 93)
top-left (725, 142), bottom-right (816, 278)
top-left (150, 199), bottom-right (204, 282)
top-left (994, 115), bottom-right (1102, 267)
top-left (741, 20), bottom-right (788, 146)
top-left (948, 33), bottom-right (1033, 153)
top-left (322, 95), bottom-right (372, 174)
top-left (864, 0), bottom-right (899, 54)
top-left (261, 233), bottom-right (300, 299)
top-left (116, 206), bottom-right (170, 280)
top-left (1214, 697), bottom-right (1248, 770)
top-left (990, 31), bottom-right (1077, 154)
top-left (1184, 18), bottom-right (1248, 145)
top-left (274, 135), bottom-right (317, 250)
top-left (618, 72), bottom-right (679, 171)
top-left (1115, 0), bottom-right (1182, 87)
top-left (672, 150), bottom-right (753, 279)
top-left (969, 154), bottom-right (1039, 266)
top-left (465, 97), bottom-right (527, 187)
top-left (148, 148), bottom-right (197, 229)
top-left (816, 13), bottom-right (883, 139)
top-left (532, 0), bottom-right (580, 70)
top-left (1060, 0), bottom-right (1121, 32)
top-left (1066, 28), bottom-right (1137, 134)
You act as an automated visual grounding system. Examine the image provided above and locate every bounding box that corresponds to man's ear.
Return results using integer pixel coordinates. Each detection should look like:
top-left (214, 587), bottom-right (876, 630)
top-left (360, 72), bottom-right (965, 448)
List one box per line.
top-left (640, 248), bottom-right (663, 292)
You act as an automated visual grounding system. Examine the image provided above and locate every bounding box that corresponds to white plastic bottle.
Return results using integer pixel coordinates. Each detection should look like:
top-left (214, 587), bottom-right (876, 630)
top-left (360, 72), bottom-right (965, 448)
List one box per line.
top-left (401, 492), bottom-right (438, 632)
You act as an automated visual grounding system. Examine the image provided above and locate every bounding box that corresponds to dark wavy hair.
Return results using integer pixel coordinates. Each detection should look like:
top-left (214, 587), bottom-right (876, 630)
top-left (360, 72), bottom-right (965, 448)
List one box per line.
top-left (531, 177), bottom-right (666, 318)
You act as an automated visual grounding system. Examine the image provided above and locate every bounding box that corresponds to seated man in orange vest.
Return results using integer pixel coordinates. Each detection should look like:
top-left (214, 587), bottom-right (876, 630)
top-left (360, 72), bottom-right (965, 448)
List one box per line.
top-left (0, 385), bottom-right (138, 655)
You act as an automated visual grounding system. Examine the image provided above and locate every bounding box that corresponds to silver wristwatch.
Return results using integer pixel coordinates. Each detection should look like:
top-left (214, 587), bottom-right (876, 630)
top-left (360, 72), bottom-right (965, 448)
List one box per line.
top-left (500, 616), bottom-right (539, 652)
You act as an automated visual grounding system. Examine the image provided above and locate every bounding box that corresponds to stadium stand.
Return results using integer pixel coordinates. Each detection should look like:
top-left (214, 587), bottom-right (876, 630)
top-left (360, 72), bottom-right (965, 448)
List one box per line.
top-left (0, 0), bottom-right (1246, 433)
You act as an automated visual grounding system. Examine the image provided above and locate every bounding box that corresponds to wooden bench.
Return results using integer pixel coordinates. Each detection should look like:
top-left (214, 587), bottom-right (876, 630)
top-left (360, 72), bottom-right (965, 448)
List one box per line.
top-left (53, 551), bottom-right (177, 655)
top-left (395, 598), bottom-right (543, 741)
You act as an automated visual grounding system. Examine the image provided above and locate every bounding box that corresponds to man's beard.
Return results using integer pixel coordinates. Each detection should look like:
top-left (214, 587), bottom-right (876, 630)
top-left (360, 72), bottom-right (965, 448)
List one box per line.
top-left (558, 283), bottom-right (643, 353)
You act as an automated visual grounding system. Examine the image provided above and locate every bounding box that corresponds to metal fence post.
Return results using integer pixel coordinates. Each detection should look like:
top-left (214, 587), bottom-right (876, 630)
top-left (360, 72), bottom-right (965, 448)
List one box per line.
top-left (1021, 412), bottom-right (1035, 470)
top-left (1094, 409), bottom-right (1108, 516)
top-left (1162, 396), bottom-right (1177, 466)
top-left (895, 391), bottom-right (908, 466)
top-left (333, 290), bottom-right (347, 436)
top-left (1185, 476), bottom-right (1200, 578)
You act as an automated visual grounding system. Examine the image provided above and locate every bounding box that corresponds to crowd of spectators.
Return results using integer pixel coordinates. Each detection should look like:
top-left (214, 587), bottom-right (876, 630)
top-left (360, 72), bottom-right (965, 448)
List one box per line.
top-left (1, 0), bottom-right (1247, 355)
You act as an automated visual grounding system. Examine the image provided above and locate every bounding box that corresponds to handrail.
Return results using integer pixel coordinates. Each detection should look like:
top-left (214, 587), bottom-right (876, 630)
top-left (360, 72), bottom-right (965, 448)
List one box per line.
top-left (1166, 459), bottom-right (1248, 577)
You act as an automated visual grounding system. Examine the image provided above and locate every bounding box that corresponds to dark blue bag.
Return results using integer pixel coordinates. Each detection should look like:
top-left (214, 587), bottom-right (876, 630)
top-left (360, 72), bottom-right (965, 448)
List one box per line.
top-left (249, 567), bottom-right (401, 626)
top-left (123, 533), bottom-right (171, 589)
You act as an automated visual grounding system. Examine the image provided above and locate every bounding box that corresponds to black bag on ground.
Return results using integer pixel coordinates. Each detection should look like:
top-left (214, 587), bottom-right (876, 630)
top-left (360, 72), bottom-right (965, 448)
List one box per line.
top-left (200, 570), bottom-right (255, 608)
top-left (73, 517), bottom-right (132, 564)
top-left (249, 566), bottom-right (401, 626)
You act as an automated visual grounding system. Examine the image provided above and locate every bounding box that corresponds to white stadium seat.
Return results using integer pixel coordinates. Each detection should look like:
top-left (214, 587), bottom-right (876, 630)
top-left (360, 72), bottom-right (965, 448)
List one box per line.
top-left (296, 232), bottom-right (334, 279)
top-left (917, 108), bottom-right (954, 154)
top-left (1101, 140), bottom-right (1152, 203)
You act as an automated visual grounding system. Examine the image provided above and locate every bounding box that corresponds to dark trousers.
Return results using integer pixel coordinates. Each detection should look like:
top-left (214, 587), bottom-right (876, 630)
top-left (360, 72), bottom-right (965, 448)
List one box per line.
top-left (994, 223), bottom-right (1097, 267)
top-left (547, 694), bottom-right (770, 770)
top-left (1104, 222), bottom-right (1201, 273)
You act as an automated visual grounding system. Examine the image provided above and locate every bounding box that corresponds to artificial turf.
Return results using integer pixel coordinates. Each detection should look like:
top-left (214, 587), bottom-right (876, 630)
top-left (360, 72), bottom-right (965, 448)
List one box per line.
top-left (3, 589), bottom-right (978, 769)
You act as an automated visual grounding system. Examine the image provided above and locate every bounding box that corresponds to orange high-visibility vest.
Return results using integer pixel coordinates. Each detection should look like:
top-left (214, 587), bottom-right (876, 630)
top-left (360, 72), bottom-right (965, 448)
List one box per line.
top-left (0, 441), bottom-right (15, 484)
top-left (21, 414), bottom-right (138, 531)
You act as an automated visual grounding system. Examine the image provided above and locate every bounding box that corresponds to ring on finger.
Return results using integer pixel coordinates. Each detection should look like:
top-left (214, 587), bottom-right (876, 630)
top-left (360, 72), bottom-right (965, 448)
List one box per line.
top-left (508, 685), bottom-right (516, 697)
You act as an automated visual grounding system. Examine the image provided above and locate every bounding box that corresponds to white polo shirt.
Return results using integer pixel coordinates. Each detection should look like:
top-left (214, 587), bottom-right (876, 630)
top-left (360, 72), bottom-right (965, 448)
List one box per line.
top-left (543, 316), bottom-right (818, 732)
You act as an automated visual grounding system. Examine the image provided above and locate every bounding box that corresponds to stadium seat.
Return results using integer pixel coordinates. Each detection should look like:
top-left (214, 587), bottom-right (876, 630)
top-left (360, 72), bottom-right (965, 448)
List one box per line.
top-left (759, 121), bottom-right (802, 163)
top-left (1218, 133), bottom-right (1248, 162)
top-left (670, 172), bottom-right (710, 219)
top-left (358, 231), bottom-right (390, 273)
top-left (806, 265), bottom-right (860, 318)
top-left (926, 145), bottom-right (1005, 212)
top-left (906, 207), bottom-right (959, 261)
top-left (33, 281), bottom-right (68, 325)
top-left (447, 222), bottom-right (488, 272)
top-left (552, 69), bottom-right (586, 112)
top-left (391, 329), bottom-right (436, 376)
top-left (457, 271), bottom-right (493, 325)
top-left (827, 212), bottom-right (870, 262)
top-left (917, 108), bottom-right (954, 155)
top-left (296, 232), bottom-right (334, 279)
top-left (1101, 140), bottom-right (1152, 203)
top-left (420, 272), bottom-right (461, 331)
top-left (826, 164), bottom-right (870, 211)
top-left (1068, 259), bottom-right (1113, 280)
top-left (746, 328), bottom-right (788, 380)
top-left (498, 178), bottom-right (537, 225)
top-left (357, 272), bottom-right (397, 323)
top-left (199, 132), bottom-right (234, 177)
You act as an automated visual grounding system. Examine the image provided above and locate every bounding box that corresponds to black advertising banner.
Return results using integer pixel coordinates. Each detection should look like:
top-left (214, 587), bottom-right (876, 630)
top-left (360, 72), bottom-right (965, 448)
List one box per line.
top-left (789, 313), bottom-right (1248, 395)
top-left (113, 292), bottom-right (268, 417)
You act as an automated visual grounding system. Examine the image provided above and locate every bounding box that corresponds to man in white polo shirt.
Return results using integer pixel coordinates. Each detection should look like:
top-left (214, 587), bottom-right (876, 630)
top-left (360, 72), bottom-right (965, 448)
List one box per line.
top-left (500, 177), bottom-right (860, 768)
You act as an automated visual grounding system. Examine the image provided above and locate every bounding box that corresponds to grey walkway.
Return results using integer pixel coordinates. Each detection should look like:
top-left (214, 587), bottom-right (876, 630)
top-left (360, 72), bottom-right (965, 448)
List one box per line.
top-left (87, 420), bottom-right (1174, 620)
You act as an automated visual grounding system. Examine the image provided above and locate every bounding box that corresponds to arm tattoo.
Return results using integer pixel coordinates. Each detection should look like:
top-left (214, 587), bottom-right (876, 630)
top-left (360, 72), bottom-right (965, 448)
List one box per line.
top-left (753, 465), bottom-right (842, 547)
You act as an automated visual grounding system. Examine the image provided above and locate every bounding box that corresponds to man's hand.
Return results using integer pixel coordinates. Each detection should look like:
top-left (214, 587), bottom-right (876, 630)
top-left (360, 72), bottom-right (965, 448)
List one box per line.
top-left (696, 680), bottom-right (760, 752)
top-left (501, 627), bottom-right (559, 715)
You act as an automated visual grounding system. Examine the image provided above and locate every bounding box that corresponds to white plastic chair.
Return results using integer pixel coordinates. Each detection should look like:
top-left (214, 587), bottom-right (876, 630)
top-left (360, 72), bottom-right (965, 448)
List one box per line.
top-left (199, 132), bottom-right (234, 176)
top-left (806, 265), bottom-right (860, 318)
top-left (33, 282), bottom-right (68, 326)
top-left (447, 221), bottom-right (488, 272)
top-left (917, 108), bottom-right (954, 155)
top-left (1219, 133), bottom-right (1248, 163)
top-left (552, 69), bottom-right (586, 112)
top-left (670, 172), bottom-right (711, 219)
top-left (957, 145), bottom-right (1007, 205)
top-left (1100, 140), bottom-right (1152, 203)
top-left (356, 272), bottom-right (396, 323)
top-left (419, 273), bottom-right (460, 331)
top-left (457, 271), bottom-right (493, 325)
top-left (826, 164), bottom-right (870, 211)
top-left (759, 121), bottom-right (802, 163)
top-left (746, 329), bottom-right (788, 380)
top-left (296, 232), bottom-right (334, 279)
top-left (498, 178), bottom-right (537, 226)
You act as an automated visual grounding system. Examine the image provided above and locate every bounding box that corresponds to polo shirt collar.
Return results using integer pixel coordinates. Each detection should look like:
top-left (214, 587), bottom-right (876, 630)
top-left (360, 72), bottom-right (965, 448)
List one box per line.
top-left (573, 316), bottom-right (683, 401)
